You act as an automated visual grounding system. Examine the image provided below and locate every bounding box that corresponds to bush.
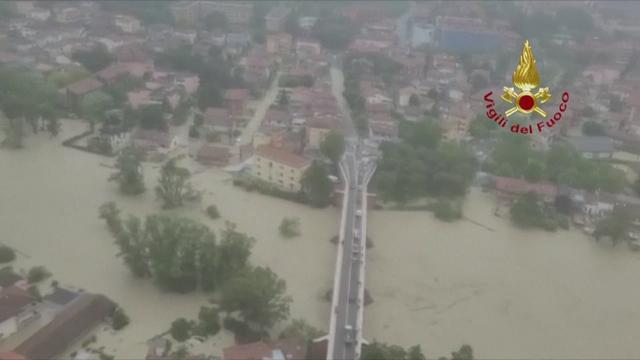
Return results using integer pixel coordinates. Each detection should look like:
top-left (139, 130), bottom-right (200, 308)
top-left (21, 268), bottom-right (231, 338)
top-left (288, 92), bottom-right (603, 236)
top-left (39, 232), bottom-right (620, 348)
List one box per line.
top-left (27, 286), bottom-right (41, 301)
top-left (196, 306), bottom-right (221, 336)
top-left (206, 205), bottom-right (220, 220)
top-left (0, 246), bottom-right (16, 263)
top-left (170, 318), bottom-right (192, 342)
top-left (27, 266), bottom-right (51, 283)
top-left (431, 200), bottom-right (462, 222)
top-left (223, 316), bottom-right (265, 343)
top-left (112, 308), bottom-right (130, 330)
top-left (279, 217), bottom-right (301, 238)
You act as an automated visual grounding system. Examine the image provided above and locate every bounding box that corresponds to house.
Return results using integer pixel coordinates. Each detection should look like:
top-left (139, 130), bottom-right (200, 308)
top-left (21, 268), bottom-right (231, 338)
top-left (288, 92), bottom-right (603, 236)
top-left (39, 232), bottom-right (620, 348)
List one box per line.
top-left (436, 16), bottom-right (500, 53)
top-left (96, 63), bottom-right (131, 85)
top-left (115, 15), bottom-right (142, 34)
top-left (0, 286), bottom-right (38, 341)
top-left (131, 129), bottom-right (179, 156)
top-left (267, 33), bottom-right (293, 55)
top-left (264, 109), bottom-right (290, 127)
top-left (411, 21), bottom-right (435, 49)
top-left (493, 176), bottom-right (558, 203)
top-left (253, 145), bottom-right (311, 192)
top-left (66, 77), bottom-right (104, 109)
top-left (224, 89), bottom-right (251, 117)
top-left (571, 190), bottom-right (616, 218)
top-left (204, 107), bottom-right (235, 141)
top-left (306, 116), bottom-right (335, 149)
top-left (15, 293), bottom-right (115, 360)
top-left (397, 86), bottom-right (418, 107)
top-left (223, 339), bottom-right (306, 360)
top-left (42, 287), bottom-right (80, 311)
top-left (170, 1), bottom-right (200, 27)
top-left (265, 6), bottom-right (291, 32)
top-left (296, 39), bottom-right (323, 58)
top-left (200, 1), bottom-right (254, 25)
top-left (568, 136), bottom-right (614, 159)
top-left (196, 144), bottom-right (232, 166)
top-left (369, 120), bottom-right (398, 143)
top-left (582, 65), bottom-right (621, 86)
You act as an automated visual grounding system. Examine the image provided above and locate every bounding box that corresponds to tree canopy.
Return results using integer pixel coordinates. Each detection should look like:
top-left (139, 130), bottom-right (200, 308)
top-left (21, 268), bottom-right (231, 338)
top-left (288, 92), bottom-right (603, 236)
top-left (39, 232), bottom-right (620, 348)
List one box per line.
top-left (72, 45), bottom-right (115, 73)
top-left (156, 158), bottom-right (201, 209)
top-left (320, 130), bottom-right (346, 165)
top-left (301, 161), bottom-right (334, 207)
top-left (109, 146), bottom-right (145, 195)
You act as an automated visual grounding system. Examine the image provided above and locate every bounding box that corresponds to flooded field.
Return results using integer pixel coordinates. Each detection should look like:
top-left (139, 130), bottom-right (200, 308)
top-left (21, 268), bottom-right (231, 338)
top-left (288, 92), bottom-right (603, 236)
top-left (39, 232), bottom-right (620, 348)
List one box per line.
top-left (366, 188), bottom-right (640, 359)
top-left (0, 120), bottom-right (336, 358)
top-left (4, 121), bottom-right (640, 359)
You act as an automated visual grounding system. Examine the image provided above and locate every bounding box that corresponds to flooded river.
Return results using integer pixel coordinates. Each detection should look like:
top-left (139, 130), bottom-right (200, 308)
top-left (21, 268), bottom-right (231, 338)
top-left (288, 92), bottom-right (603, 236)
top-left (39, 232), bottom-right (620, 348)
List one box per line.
top-left (3, 121), bottom-right (640, 359)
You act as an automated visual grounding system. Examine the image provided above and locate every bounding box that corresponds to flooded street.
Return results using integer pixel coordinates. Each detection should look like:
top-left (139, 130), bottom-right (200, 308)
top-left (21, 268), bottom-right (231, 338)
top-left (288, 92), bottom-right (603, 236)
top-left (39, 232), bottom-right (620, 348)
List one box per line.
top-left (4, 122), bottom-right (640, 359)
top-left (367, 188), bottom-right (640, 359)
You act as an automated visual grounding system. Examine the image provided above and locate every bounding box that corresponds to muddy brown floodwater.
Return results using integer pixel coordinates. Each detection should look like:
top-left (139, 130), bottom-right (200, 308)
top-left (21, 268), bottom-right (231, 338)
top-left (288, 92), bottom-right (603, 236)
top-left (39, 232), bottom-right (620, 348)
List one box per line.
top-left (3, 121), bottom-right (640, 359)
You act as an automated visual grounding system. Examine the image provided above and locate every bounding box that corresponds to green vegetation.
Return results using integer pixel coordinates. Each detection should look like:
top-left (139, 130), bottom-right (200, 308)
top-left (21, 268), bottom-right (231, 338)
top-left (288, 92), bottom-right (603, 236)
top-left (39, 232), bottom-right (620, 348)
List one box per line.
top-left (301, 161), bottom-right (334, 207)
top-left (312, 12), bottom-right (357, 50)
top-left (320, 130), bottom-right (346, 166)
top-left (0, 246), bottom-right (16, 263)
top-left (468, 114), bottom-right (499, 139)
top-left (582, 121), bottom-right (606, 136)
top-left (112, 308), bottom-right (130, 330)
top-left (510, 193), bottom-right (560, 231)
top-left (362, 342), bottom-right (474, 360)
top-left (47, 66), bottom-right (91, 88)
top-left (99, 205), bottom-right (263, 295)
top-left (110, 146), bottom-right (145, 195)
top-left (0, 65), bottom-right (64, 147)
top-left (81, 91), bottom-right (115, 131)
top-left (203, 11), bottom-right (229, 31)
top-left (484, 136), bottom-right (626, 192)
top-left (279, 318), bottom-right (323, 341)
top-left (279, 217), bottom-right (301, 238)
top-left (170, 318), bottom-right (193, 342)
top-left (279, 75), bottom-right (314, 88)
top-left (221, 266), bottom-right (292, 332)
top-left (594, 208), bottom-right (633, 247)
top-left (206, 205), bottom-right (220, 220)
top-left (72, 45), bottom-right (114, 73)
top-left (374, 119), bottom-right (477, 204)
top-left (431, 200), bottom-right (463, 222)
top-left (27, 266), bottom-right (51, 283)
top-left (156, 158), bottom-right (201, 209)
top-left (195, 306), bottom-right (221, 336)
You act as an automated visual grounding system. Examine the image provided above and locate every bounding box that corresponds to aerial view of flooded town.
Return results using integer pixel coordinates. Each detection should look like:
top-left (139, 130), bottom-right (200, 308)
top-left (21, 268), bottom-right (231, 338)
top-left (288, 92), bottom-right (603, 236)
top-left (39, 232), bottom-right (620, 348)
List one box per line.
top-left (3, 1), bottom-right (640, 359)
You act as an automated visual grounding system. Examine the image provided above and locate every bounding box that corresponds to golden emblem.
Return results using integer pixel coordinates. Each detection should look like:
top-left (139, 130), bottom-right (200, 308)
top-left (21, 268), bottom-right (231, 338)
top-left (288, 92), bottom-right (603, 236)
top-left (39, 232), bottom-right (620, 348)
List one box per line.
top-left (501, 40), bottom-right (551, 117)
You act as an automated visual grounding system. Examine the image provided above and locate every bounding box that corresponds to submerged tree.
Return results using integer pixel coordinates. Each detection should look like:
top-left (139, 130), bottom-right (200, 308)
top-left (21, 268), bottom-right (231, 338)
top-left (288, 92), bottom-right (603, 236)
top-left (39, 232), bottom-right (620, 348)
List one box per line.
top-left (156, 158), bottom-right (201, 209)
top-left (320, 129), bottom-right (346, 166)
top-left (301, 161), bottom-right (333, 207)
top-left (220, 266), bottom-right (292, 331)
top-left (110, 146), bottom-right (145, 195)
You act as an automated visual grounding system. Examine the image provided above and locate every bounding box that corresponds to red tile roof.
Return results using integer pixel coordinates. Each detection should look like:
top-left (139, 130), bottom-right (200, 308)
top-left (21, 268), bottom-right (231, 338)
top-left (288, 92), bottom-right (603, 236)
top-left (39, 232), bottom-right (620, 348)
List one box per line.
top-left (255, 145), bottom-right (310, 168)
top-left (224, 89), bottom-right (250, 101)
top-left (67, 77), bottom-right (103, 96)
top-left (0, 352), bottom-right (28, 360)
top-left (494, 176), bottom-right (558, 197)
top-left (223, 341), bottom-right (272, 360)
top-left (96, 63), bottom-right (129, 82)
top-left (0, 286), bottom-right (34, 323)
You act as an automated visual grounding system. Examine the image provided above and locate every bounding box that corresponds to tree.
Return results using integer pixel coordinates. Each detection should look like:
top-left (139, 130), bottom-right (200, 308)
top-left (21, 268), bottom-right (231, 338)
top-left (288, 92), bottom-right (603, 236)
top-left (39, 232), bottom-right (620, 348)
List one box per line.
top-left (112, 308), bottom-right (130, 330)
top-left (278, 89), bottom-right (289, 109)
top-left (523, 160), bottom-right (544, 182)
top-left (279, 217), bottom-right (301, 238)
top-left (468, 114), bottom-right (497, 139)
top-left (203, 11), bottom-right (229, 31)
top-left (594, 208), bottom-right (632, 247)
top-left (279, 319), bottom-right (322, 341)
top-left (301, 161), bottom-right (333, 207)
top-left (312, 13), bottom-right (357, 50)
top-left (510, 192), bottom-right (556, 231)
top-left (27, 266), bottom-right (51, 283)
top-left (469, 72), bottom-right (489, 91)
top-left (0, 246), bottom-right (16, 263)
top-left (81, 91), bottom-right (114, 131)
top-left (138, 104), bottom-right (168, 130)
top-left (320, 130), bottom-right (346, 166)
top-left (214, 222), bottom-right (254, 290)
top-left (610, 94), bottom-right (624, 113)
top-left (99, 201), bottom-right (123, 235)
top-left (170, 318), bottom-right (192, 342)
top-left (110, 146), bottom-right (145, 195)
top-left (432, 200), bottom-right (462, 222)
top-left (451, 345), bottom-right (474, 360)
top-left (582, 120), bottom-right (606, 136)
top-left (206, 205), bottom-right (220, 219)
top-left (221, 266), bottom-right (292, 331)
top-left (196, 306), bottom-right (221, 336)
top-left (156, 158), bottom-right (201, 209)
top-left (72, 45), bottom-right (114, 72)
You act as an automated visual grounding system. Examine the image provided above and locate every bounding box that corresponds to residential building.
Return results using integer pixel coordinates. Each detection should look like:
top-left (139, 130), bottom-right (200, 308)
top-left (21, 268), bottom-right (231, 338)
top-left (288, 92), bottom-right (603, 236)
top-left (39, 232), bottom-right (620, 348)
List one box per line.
top-left (196, 144), bottom-right (232, 166)
top-left (265, 6), bottom-right (291, 32)
top-left (224, 89), bottom-right (250, 117)
top-left (568, 136), bottom-right (614, 159)
top-left (296, 39), bottom-right (323, 58)
top-left (298, 16), bottom-right (317, 31)
top-left (115, 15), bottom-right (142, 34)
top-left (15, 293), bottom-right (116, 360)
top-left (200, 1), bottom-right (254, 25)
top-left (223, 339), bottom-right (306, 360)
top-left (66, 77), bottom-right (104, 109)
top-left (306, 116), bottom-right (335, 149)
top-left (493, 176), bottom-right (558, 203)
top-left (266, 33), bottom-right (293, 55)
top-left (411, 21), bottom-right (435, 49)
top-left (170, 1), bottom-right (200, 27)
top-left (131, 128), bottom-right (179, 156)
top-left (0, 286), bottom-right (37, 341)
top-left (436, 16), bottom-right (500, 53)
top-left (253, 145), bottom-right (311, 192)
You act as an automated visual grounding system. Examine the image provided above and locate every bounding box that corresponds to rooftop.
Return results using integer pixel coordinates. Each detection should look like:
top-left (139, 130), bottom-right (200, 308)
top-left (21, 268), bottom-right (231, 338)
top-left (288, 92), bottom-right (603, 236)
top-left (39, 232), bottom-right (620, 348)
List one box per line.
top-left (255, 145), bottom-right (310, 168)
top-left (568, 136), bottom-right (614, 154)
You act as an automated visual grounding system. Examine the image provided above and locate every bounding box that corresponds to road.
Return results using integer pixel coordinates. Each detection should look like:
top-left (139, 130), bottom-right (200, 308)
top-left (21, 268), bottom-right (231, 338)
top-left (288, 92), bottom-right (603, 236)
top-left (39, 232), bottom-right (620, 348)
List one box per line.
top-left (238, 72), bottom-right (281, 146)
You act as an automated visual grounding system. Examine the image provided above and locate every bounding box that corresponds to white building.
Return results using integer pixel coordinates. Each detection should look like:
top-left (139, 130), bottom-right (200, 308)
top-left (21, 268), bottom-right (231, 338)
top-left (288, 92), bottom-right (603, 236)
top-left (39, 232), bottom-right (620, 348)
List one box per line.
top-left (115, 15), bottom-right (142, 34)
top-left (411, 22), bottom-right (434, 49)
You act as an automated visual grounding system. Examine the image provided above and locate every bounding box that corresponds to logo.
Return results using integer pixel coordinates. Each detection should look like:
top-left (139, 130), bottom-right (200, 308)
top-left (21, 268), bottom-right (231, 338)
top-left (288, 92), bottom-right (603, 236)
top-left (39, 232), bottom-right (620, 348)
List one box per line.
top-left (483, 40), bottom-right (570, 135)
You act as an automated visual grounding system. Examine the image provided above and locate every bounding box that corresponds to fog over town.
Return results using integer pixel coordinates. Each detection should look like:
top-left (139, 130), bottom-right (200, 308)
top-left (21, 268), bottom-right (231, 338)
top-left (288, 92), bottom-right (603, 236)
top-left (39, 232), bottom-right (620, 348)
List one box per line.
top-left (2, 1), bottom-right (640, 360)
